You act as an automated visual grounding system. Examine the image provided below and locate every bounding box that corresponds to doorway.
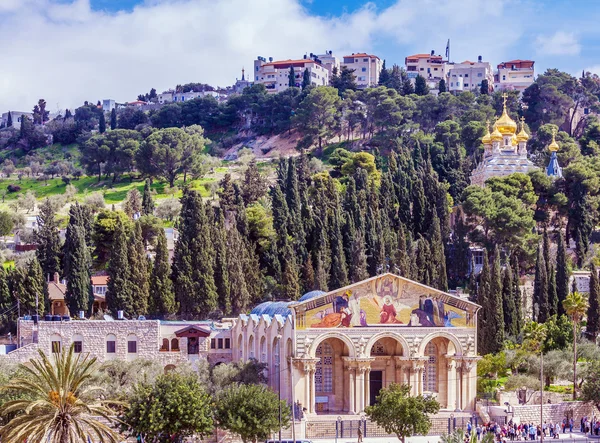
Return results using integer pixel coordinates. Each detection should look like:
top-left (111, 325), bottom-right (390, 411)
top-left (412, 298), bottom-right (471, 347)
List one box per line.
top-left (370, 370), bottom-right (383, 405)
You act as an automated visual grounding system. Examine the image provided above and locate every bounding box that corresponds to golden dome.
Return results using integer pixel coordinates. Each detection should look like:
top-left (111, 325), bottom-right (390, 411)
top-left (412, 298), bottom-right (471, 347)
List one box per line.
top-left (511, 134), bottom-right (518, 146)
top-left (481, 121), bottom-right (492, 144)
top-left (490, 124), bottom-right (503, 142)
top-left (517, 117), bottom-right (530, 142)
top-left (495, 93), bottom-right (518, 135)
top-left (548, 130), bottom-right (560, 152)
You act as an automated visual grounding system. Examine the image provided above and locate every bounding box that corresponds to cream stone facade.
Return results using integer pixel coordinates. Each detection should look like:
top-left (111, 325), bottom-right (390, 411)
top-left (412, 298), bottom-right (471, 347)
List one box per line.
top-left (6, 318), bottom-right (233, 369)
top-left (231, 273), bottom-right (480, 417)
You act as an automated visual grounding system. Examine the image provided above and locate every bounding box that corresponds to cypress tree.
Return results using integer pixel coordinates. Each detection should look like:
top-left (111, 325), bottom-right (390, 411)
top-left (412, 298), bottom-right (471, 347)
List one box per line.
top-left (378, 60), bottom-right (389, 86)
top-left (543, 229), bottom-right (552, 276)
top-left (106, 220), bottom-right (133, 317)
top-left (23, 258), bottom-right (45, 316)
top-left (241, 160), bottom-right (266, 206)
top-left (394, 226), bottom-right (411, 278)
top-left (428, 212), bottom-right (448, 291)
top-left (128, 222), bottom-right (149, 316)
top-left (288, 66), bottom-right (296, 87)
top-left (533, 244), bottom-right (549, 322)
top-left (301, 255), bottom-right (316, 293)
top-left (414, 236), bottom-right (431, 286)
top-left (587, 263), bottom-right (600, 340)
top-left (36, 198), bottom-right (62, 279)
top-left (148, 229), bottom-right (176, 318)
top-left (213, 212), bottom-right (230, 315)
top-left (242, 238), bottom-right (263, 305)
top-left (477, 249), bottom-right (490, 355)
top-left (488, 246), bottom-right (504, 353)
top-left (141, 179), bottom-right (155, 215)
top-left (63, 220), bottom-right (92, 316)
top-left (548, 266), bottom-right (558, 317)
top-left (329, 209), bottom-right (349, 289)
top-left (415, 75), bottom-right (429, 95)
top-left (110, 108), bottom-right (117, 130)
top-left (511, 255), bottom-right (523, 336)
top-left (468, 256), bottom-right (477, 303)
top-left (349, 229), bottom-right (368, 283)
top-left (556, 230), bottom-right (570, 316)
top-left (302, 68), bottom-right (311, 89)
top-left (412, 175), bottom-right (427, 236)
top-left (0, 267), bottom-right (12, 333)
top-left (172, 189), bottom-right (218, 318)
top-left (6, 111), bottom-right (12, 128)
top-left (502, 263), bottom-right (518, 338)
top-left (314, 250), bottom-right (328, 292)
top-left (227, 225), bottom-right (251, 314)
top-left (281, 239), bottom-right (300, 300)
top-left (99, 112), bottom-right (106, 134)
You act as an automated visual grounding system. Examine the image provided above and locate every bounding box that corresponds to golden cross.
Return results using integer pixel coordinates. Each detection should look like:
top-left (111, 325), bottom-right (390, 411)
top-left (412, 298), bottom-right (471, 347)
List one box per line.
top-left (502, 93), bottom-right (508, 108)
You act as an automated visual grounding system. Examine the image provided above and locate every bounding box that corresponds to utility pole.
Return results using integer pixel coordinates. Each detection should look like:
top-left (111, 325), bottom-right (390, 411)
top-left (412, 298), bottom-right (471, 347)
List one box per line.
top-left (277, 335), bottom-right (282, 443)
top-left (290, 355), bottom-right (296, 443)
top-left (540, 352), bottom-right (544, 443)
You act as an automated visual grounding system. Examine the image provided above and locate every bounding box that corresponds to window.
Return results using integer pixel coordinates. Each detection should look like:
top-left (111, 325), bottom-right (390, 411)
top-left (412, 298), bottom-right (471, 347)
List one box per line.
top-left (211, 338), bottom-right (216, 349)
top-left (106, 340), bottom-right (116, 353)
top-left (73, 341), bottom-right (82, 353)
top-left (473, 250), bottom-right (484, 266)
top-left (225, 338), bottom-right (231, 349)
top-left (502, 75), bottom-right (506, 80)
top-left (363, 58), bottom-right (368, 62)
top-left (218, 338), bottom-right (223, 349)
top-left (355, 59), bottom-right (358, 62)
top-left (161, 338), bottom-right (169, 351)
top-left (477, 73), bottom-right (483, 77)
top-left (371, 340), bottom-right (386, 356)
top-left (465, 74), bottom-right (468, 77)
top-left (434, 68), bottom-right (438, 71)
top-left (51, 341), bottom-right (61, 353)
top-left (362, 67), bottom-right (366, 72)
top-left (128, 340), bottom-right (137, 353)
top-left (423, 342), bottom-right (437, 392)
top-left (465, 83), bottom-right (469, 87)
top-left (171, 338), bottom-right (179, 351)
top-left (420, 67), bottom-right (424, 71)
top-left (315, 343), bottom-right (333, 393)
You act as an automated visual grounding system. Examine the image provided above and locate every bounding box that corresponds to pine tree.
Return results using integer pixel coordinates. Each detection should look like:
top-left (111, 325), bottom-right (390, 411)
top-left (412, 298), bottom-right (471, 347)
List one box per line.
top-left (488, 246), bottom-right (504, 353)
top-left (378, 60), bottom-right (390, 86)
top-left (63, 220), bottom-right (92, 316)
top-left (587, 263), bottom-right (600, 340)
top-left (556, 230), bottom-right (570, 317)
top-left (477, 249), bottom-right (490, 354)
top-left (23, 258), bottom-right (45, 316)
top-left (148, 229), bottom-right (176, 318)
top-left (415, 75), bottom-right (429, 95)
top-left (106, 220), bottom-right (133, 317)
top-left (128, 222), bottom-right (149, 316)
top-left (141, 179), bottom-right (155, 215)
top-left (438, 79), bottom-right (446, 93)
top-left (502, 262), bottom-right (518, 338)
top-left (6, 111), bottom-right (12, 128)
top-left (35, 198), bottom-right (62, 279)
top-left (402, 76), bottom-right (414, 95)
top-left (533, 244), bottom-right (549, 322)
top-left (110, 108), bottom-right (117, 130)
top-left (227, 226), bottom-right (251, 314)
top-left (288, 66), bottom-right (296, 87)
top-left (302, 68), bottom-right (311, 90)
top-left (172, 190), bottom-right (218, 318)
top-left (99, 112), bottom-right (106, 133)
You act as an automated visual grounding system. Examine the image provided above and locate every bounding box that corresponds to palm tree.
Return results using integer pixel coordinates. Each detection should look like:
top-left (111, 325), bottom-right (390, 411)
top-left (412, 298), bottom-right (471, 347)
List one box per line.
top-left (0, 346), bottom-right (122, 443)
top-left (563, 291), bottom-right (588, 400)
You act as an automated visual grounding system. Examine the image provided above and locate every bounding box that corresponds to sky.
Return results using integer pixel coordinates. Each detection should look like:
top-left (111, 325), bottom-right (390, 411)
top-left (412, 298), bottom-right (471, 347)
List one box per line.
top-left (1, 0), bottom-right (600, 113)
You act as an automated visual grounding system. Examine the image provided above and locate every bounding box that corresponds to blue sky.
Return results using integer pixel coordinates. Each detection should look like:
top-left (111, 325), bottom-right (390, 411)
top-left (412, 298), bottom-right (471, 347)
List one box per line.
top-left (1, 0), bottom-right (599, 111)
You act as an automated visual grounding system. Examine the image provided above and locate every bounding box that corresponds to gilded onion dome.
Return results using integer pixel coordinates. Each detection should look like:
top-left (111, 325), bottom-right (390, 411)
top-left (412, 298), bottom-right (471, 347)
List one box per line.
top-left (511, 134), bottom-right (518, 146)
top-left (481, 121), bottom-right (492, 144)
top-left (495, 93), bottom-right (518, 135)
top-left (490, 124), bottom-right (503, 142)
top-left (548, 130), bottom-right (560, 152)
top-left (517, 117), bottom-right (530, 142)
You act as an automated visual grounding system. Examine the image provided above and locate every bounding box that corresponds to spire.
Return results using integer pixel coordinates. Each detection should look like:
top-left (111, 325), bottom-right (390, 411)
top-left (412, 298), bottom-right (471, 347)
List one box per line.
top-left (241, 67), bottom-right (245, 81)
top-left (546, 129), bottom-right (562, 178)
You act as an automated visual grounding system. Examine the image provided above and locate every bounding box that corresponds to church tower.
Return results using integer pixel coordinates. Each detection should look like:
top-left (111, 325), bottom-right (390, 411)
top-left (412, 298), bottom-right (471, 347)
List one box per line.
top-left (546, 129), bottom-right (562, 178)
top-left (470, 94), bottom-right (538, 186)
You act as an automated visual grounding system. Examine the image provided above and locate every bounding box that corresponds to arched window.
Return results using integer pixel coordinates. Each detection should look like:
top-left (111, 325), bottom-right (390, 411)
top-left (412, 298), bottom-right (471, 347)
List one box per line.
top-left (370, 340), bottom-right (386, 356)
top-left (423, 342), bottom-right (437, 392)
top-left (72, 334), bottom-right (84, 353)
top-left (260, 337), bottom-right (266, 363)
top-left (127, 334), bottom-right (138, 360)
top-left (161, 338), bottom-right (170, 352)
top-left (171, 338), bottom-right (179, 351)
top-left (315, 343), bottom-right (333, 393)
top-left (50, 334), bottom-right (61, 354)
top-left (248, 335), bottom-right (255, 359)
top-left (106, 334), bottom-right (117, 356)
top-left (238, 334), bottom-right (243, 360)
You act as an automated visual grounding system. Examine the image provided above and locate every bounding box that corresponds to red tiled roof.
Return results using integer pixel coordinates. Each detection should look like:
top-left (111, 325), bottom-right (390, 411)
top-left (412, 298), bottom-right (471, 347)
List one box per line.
top-left (262, 59), bottom-right (317, 68)
top-left (91, 276), bottom-right (108, 286)
top-left (127, 100), bottom-right (146, 105)
top-left (406, 54), bottom-right (442, 59)
top-left (343, 53), bottom-right (380, 59)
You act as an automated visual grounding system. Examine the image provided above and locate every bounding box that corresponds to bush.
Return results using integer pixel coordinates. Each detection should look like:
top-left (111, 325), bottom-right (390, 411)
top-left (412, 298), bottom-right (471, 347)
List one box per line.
top-left (7, 184), bottom-right (21, 193)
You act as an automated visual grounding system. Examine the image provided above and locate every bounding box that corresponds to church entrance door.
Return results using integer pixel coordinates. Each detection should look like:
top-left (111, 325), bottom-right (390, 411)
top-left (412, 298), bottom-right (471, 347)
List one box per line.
top-left (369, 370), bottom-right (383, 405)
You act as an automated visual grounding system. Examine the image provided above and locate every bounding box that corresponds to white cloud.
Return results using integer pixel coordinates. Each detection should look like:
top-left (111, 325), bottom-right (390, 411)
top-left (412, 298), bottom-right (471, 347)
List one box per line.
top-left (0, 0), bottom-right (531, 112)
top-left (535, 31), bottom-right (581, 56)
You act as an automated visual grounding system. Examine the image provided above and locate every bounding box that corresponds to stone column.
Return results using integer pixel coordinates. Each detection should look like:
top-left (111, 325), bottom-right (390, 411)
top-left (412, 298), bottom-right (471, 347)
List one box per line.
top-left (309, 368), bottom-right (316, 413)
top-left (464, 360), bottom-right (475, 411)
top-left (304, 368), bottom-right (311, 414)
top-left (348, 366), bottom-right (356, 414)
top-left (447, 358), bottom-right (457, 411)
top-left (456, 360), bottom-right (463, 411)
top-left (356, 366), bottom-right (366, 412)
top-left (365, 368), bottom-right (371, 408)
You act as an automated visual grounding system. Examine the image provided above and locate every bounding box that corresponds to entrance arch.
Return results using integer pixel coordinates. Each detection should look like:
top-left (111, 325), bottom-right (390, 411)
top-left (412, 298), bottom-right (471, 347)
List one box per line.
top-left (309, 332), bottom-right (356, 358)
top-left (313, 336), bottom-right (352, 414)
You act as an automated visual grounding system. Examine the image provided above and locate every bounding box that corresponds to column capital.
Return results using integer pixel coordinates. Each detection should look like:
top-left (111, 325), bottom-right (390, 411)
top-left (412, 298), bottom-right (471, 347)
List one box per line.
top-left (461, 356), bottom-right (480, 372)
top-left (294, 357), bottom-right (319, 373)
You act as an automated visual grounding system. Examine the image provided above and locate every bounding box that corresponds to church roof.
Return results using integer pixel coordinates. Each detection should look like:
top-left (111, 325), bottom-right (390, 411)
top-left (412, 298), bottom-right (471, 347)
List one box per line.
top-left (546, 151), bottom-right (563, 178)
top-left (299, 290), bottom-right (326, 302)
top-left (250, 301), bottom-right (294, 317)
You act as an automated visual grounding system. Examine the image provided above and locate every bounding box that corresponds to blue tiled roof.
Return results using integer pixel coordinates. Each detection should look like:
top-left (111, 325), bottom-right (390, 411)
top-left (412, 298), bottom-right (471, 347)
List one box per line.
top-left (546, 151), bottom-right (563, 178)
top-left (298, 290), bottom-right (326, 302)
top-left (250, 301), bottom-right (293, 317)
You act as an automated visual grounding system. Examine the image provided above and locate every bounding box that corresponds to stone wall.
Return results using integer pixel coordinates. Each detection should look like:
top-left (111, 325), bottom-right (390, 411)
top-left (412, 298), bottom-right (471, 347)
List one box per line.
top-left (488, 402), bottom-right (599, 424)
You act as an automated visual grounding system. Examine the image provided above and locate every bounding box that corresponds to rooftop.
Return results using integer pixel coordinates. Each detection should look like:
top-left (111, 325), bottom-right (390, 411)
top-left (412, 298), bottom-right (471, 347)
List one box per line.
top-left (343, 53), bottom-right (380, 59)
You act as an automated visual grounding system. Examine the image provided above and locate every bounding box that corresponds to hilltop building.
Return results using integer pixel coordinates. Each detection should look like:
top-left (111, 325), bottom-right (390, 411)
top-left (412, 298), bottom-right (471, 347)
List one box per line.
top-left (253, 55), bottom-right (329, 93)
top-left (470, 95), bottom-right (537, 186)
top-left (546, 130), bottom-right (562, 178)
top-left (405, 52), bottom-right (450, 92)
top-left (494, 60), bottom-right (535, 92)
top-left (233, 68), bottom-right (253, 93)
top-left (232, 273), bottom-right (480, 416)
top-left (341, 53), bottom-right (382, 88)
top-left (447, 57), bottom-right (494, 93)
top-left (1, 111), bottom-right (33, 128)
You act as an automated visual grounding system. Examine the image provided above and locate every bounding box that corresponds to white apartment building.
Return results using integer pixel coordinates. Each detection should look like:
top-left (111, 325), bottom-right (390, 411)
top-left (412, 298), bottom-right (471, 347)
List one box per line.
top-left (405, 52), bottom-right (450, 92)
top-left (158, 90), bottom-right (219, 104)
top-left (253, 56), bottom-right (329, 93)
top-left (341, 53), bottom-right (382, 88)
top-left (495, 60), bottom-right (535, 92)
top-left (447, 57), bottom-right (494, 93)
top-left (1, 111), bottom-right (33, 128)
top-left (102, 99), bottom-right (116, 112)
top-left (315, 51), bottom-right (340, 78)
